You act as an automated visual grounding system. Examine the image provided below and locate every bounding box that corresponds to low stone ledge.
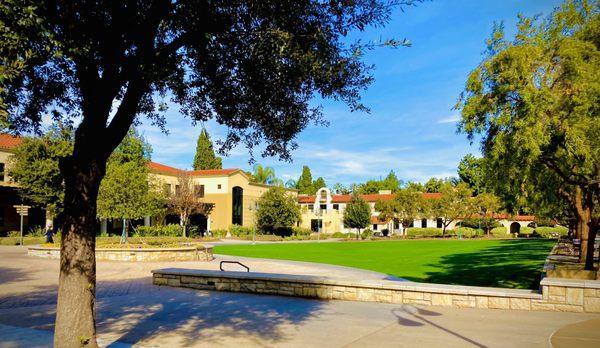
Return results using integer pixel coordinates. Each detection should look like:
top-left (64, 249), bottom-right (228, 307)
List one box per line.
top-left (153, 268), bottom-right (599, 313)
top-left (28, 246), bottom-right (213, 262)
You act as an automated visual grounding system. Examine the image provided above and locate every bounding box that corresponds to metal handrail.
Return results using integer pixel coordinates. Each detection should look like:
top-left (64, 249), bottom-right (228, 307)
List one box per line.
top-left (220, 260), bottom-right (250, 272)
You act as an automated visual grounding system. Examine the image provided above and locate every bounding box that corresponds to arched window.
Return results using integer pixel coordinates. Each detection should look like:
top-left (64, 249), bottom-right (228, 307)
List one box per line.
top-left (232, 186), bottom-right (243, 225)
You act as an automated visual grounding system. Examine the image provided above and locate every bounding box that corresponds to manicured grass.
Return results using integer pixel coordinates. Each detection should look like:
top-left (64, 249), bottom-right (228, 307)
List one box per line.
top-left (214, 239), bottom-right (555, 289)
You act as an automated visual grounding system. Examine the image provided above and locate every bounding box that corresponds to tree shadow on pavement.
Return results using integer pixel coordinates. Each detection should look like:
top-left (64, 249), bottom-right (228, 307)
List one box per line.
top-left (392, 305), bottom-right (487, 348)
top-left (0, 275), bottom-right (325, 347)
top-left (423, 240), bottom-right (553, 289)
top-left (0, 267), bottom-right (36, 286)
top-left (100, 285), bottom-right (325, 346)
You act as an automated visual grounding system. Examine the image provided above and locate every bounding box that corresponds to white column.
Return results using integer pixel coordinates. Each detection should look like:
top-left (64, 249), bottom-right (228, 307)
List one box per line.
top-left (144, 216), bottom-right (151, 226)
top-left (207, 216), bottom-right (211, 233)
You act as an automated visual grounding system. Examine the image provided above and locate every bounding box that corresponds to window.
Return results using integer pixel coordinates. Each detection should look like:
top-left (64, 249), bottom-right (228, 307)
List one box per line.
top-left (394, 219), bottom-right (400, 230)
top-left (421, 218), bottom-right (427, 228)
top-left (232, 186), bottom-right (243, 225)
top-left (163, 184), bottom-right (171, 195)
top-left (194, 185), bottom-right (205, 198)
top-left (333, 204), bottom-right (339, 210)
top-left (320, 204), bottom-right (327, 212)
top-left (308, 204), bottom-right (314, 211)
top-left (373, 224), bottom-right (378, 231)
top-left (175, 185), bottom-right (181, 196)
top-left (0, 162), bottom-right (4, 181)
top-left (217, 184), bottom-right (222, 189)
top-left (310, 219), bottom-right (322, 232)
top-left (436, 218), bottom-right (443, 228)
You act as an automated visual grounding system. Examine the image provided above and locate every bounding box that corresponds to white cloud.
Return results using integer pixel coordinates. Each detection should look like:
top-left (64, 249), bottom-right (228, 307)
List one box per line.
top-left (437, 115), bottom-right (461, 124)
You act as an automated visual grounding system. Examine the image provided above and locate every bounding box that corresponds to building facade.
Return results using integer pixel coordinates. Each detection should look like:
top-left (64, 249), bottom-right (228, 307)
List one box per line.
top-left (298, 187), bottom-right (535, 235)
top-left (146, 162), bottom-right (298, 232)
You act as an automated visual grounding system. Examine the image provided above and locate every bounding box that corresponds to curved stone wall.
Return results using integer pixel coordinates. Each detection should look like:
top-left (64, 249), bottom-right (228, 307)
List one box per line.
top-left (28, 246), bottom-right (213, 262)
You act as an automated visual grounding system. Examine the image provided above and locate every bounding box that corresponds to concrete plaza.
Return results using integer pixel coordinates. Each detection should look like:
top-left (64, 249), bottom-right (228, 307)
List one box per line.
top-left (0, 245), bottom-right (598, 347)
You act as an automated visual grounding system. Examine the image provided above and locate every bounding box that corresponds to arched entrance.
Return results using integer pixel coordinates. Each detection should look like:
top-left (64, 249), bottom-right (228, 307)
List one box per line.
top-left (510, 222), bottom-right (520, 235)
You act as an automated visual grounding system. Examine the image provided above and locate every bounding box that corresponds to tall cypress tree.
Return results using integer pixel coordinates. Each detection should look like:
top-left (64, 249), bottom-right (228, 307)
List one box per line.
top-left (193, 129), bottom-right (223, 170)
top-left (296, 165), bottom-right (313, 194)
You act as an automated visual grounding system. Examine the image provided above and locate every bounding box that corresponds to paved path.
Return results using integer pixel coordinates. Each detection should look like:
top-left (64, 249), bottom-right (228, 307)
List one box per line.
top-left (0, 245), bottom-right (599, 347)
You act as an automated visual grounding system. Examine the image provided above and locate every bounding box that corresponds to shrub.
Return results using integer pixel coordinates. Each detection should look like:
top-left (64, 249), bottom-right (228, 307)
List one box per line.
top-left (211, 229), bottom-right (228, 238)
top-left (459, 218), bottom-right (500, 230)
top-left (133, 224), bottom-right (182, 237)
top-left (7, 231), bottom-right (20, 238)
top-left (292, 227), bottom-right (312, 237)
top-left (229, 224), bottom-right (256, 237)
top-left (453, 227), bottom-right (482, 238)
top-left (490, 227), bottom-right (509, 238)
top-left (361, 228), bottom-right (373, 240)
top-left (331, 232), bottom-right (356, 239)
top-left (518, 226), bottom-right (535, 236)
top-left (28, 226), bottom-right (46, 237)
top-left (0, 236), bottom-right (45, 245)
top-left (406, 227), bottom-right (442, 238)
top-left (535, 226), bottom-right (569, 238)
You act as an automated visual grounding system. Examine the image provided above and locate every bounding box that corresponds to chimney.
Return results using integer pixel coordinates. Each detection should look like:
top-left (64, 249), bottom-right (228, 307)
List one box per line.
top-left (378, 190), bottom-right (392, 195)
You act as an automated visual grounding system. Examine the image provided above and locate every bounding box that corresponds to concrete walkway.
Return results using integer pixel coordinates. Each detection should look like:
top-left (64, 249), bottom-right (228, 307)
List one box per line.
top-left (0, 245), bottom-right (599, 347)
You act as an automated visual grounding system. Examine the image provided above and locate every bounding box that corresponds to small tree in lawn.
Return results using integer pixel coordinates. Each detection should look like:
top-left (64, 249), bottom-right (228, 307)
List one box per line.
top-left (193, 128), bottom-right (222, 170)
top-left (97, 130), bottom-right (165, 242)
top-left (431, 182), bottom-right (473, 235)
top-left (375, 187), bottom-right (425, 236)
top-left (168, 172), bottom-right (212, 237)
top-left (256, 187), bottom-right (301, 236)
top-left (472, 192), bottom-right (501, 236)
top-left (343, 193), bottom-right (371, 239)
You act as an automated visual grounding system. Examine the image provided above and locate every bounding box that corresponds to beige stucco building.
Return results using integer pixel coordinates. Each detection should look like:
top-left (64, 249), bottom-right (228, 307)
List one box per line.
top-left (146, 162), bottom-right (297, 232)
top-left (298, 188), bottom-right (535, 235)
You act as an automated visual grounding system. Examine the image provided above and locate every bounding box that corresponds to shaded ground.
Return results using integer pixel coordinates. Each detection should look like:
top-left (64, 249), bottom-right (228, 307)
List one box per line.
top-left (215, 239), bottom-right (555, 289)
top-left (0, 245), bottom-right (598, 347)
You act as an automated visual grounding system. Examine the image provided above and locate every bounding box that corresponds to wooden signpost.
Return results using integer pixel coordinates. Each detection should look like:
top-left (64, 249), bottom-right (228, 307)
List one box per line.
top-left (13, 204), bottom-right (30, 245)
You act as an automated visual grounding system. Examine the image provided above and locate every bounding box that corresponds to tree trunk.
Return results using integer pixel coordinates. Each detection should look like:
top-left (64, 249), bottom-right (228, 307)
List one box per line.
top-left (54, 156), bottom-right (105, 348)
top-left (572, 187), bottom-right (594, 270)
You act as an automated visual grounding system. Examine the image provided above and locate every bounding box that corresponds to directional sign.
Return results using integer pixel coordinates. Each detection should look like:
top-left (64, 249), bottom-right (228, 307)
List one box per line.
top-left (12, 205), bottom-right (30, 246)
top-left (13, 205), bottom-right (30, 216)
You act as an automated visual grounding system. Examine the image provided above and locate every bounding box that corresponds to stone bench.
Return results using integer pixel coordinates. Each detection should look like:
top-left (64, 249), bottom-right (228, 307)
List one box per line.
top-left (29, 246), bottom-right (214, 262)
top-left (155, 268), bottom-right (587, 312)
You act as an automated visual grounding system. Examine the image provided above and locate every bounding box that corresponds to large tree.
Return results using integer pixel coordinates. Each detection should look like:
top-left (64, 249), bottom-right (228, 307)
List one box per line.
top-left (1, 1), bottom-right (416, 344)
top-left (192, 128), bottom-right (222, 170)
top-left (457, 154), bottom-right (488, 195)
top-left (9, 125), bottom-right (72, 221)
top-left (256, 186), bottom-right (301, 235)
top-left (375, 187), bottom-right (425, 234)
top-left (342, 192), bottom-right (371, 239)
top-left (97, 130), bottom-right (165, 241)
top-left (430, 182), bottom-right (472, 235)
top-left (457, 0), bottom-right (599, 269)
top-left (296, 165), bottom-right (314, 194)
top-left (251, 164), bottom-right (276, 184)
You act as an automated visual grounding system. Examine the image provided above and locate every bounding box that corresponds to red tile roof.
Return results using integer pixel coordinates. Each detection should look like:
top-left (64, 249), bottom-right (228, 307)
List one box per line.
top-left (297, 192), bottom-right (442, 204)
top-left (0, 134), bottom-right (23, 150)
top-left (147, 161), bottom-right (239, 177)
top-left (371, 215), bottom-right (390, 224)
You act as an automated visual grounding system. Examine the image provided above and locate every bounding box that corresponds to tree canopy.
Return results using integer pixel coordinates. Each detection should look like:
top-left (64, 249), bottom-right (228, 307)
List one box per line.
top-left (296, 166), bottom-right (314, 194)
top-left (456, 0), bottom-right (600, 268)
top-left (192, 128), bottom-right (222, 170)
top-left (430, 182), bottom-right (473, 234)
top-left (97, 130), bottom-right (165, 227)
top-left (256, 186), bottom-right (301, 235)
top-left (342, 192), bottom-right (371, 238)
top-left (8, 125), bottom-right (72, 217)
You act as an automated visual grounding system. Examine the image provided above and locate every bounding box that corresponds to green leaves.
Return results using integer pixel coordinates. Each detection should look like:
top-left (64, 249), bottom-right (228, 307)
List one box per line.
top-left (192, 129), bottom-right (222, 170)
top-left (343, 192), bottom-right (371, 230)
top-left (256, 186), bottom-right (301, 235)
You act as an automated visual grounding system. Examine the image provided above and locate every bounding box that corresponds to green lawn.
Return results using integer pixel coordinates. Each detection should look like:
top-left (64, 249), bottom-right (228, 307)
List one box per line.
top-left (214, 239), bottom-right (555, 289)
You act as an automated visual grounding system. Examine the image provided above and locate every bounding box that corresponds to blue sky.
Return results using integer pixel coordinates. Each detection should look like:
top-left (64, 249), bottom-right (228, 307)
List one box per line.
top-left (139, 0), bottom-right (563, 186)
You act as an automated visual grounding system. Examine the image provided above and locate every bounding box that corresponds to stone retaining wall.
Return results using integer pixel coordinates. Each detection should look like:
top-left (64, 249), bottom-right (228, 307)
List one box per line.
top-left (152, 268), bottom-right (596, 313)
top-left (29, 246), bottom-right (213, 262)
